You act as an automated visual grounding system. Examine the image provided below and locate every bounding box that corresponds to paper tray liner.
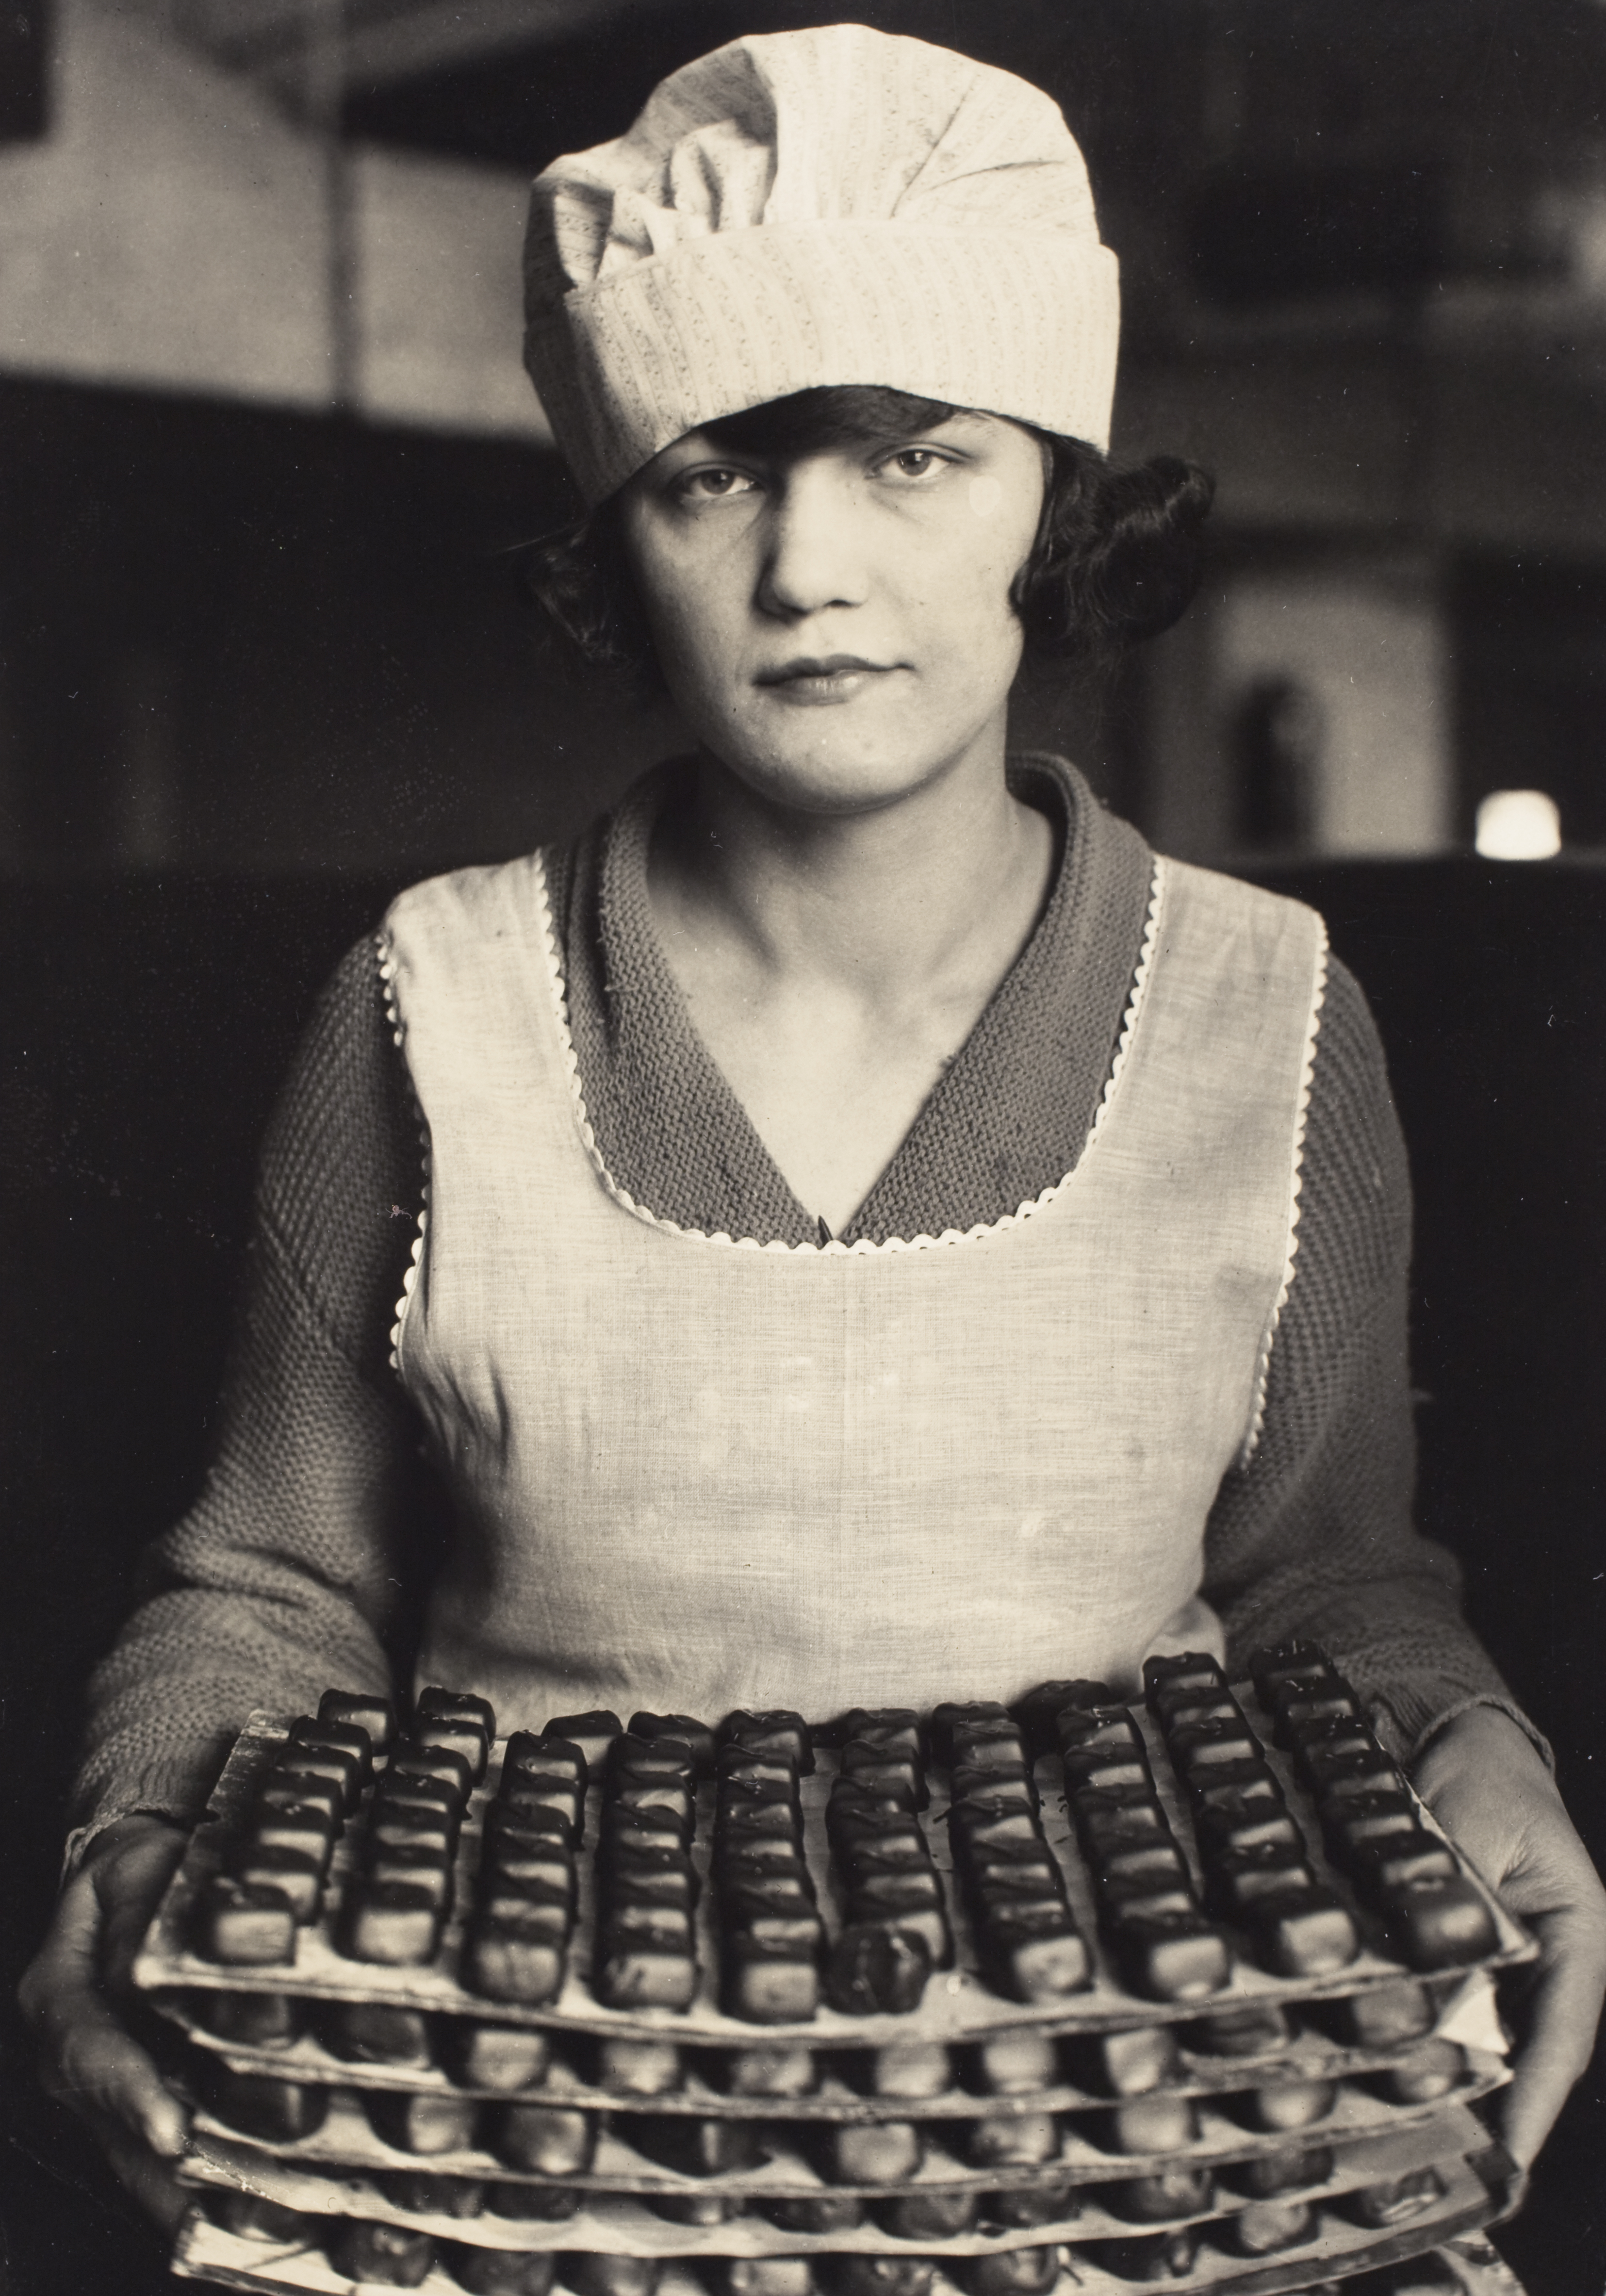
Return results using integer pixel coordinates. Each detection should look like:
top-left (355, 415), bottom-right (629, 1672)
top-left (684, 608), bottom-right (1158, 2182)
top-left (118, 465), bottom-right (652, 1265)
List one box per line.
top-left (137, 1704), bottom-right (1533, 2052)
top-left (172, 2149), bottom-right (1513, 2294)
top-left (160, 1969), bottom-right (1501, 2115)
top-left (179, 2101), bottom-right (1489, 2250)
top-left (183, 2073), bottom-right (1502, 2203)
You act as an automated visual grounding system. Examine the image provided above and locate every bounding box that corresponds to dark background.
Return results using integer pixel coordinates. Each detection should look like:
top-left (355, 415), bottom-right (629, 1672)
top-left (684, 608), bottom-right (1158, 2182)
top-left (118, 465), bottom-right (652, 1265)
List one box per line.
top-left (5, 1), bottom-right (1606, 2289)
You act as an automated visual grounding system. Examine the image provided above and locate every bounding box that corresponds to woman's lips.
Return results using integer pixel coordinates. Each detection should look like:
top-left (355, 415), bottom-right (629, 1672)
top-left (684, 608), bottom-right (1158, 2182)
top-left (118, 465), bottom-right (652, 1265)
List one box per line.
top-left (754, 655), bottom-right (896, 705)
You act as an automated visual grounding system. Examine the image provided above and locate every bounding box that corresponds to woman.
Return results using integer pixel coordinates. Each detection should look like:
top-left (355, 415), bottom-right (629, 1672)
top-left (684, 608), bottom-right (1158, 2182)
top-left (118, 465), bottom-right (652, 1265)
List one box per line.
top-left (22, 19), bottom-right (1606, 2256)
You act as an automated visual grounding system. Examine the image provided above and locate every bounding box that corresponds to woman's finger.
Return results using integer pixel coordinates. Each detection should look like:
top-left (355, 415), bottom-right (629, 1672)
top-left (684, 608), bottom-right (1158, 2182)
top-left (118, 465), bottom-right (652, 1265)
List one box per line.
top-left (1499, 1900), bottom-right (1606, 2168)
top-left (18, 1827), bottom-right (191, 2161)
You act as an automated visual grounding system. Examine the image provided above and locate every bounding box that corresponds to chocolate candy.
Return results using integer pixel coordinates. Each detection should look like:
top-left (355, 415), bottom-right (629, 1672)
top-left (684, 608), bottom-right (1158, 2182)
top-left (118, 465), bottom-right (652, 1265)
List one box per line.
top-left (505, 1731), bottom-right (587, 1788)
top-left (1321, 1787), bottom-right (1419, 1860)
top-left (318, 1687), bottom-right (398, 1752)
top-left (449, 2250), bottom-right (558, 2296)
top-left (628, 1710), bottom-right (715, 1773)
top-left (211, 2190), bottom-right (313, 2241)
top-left (632, 2113), bottom-right (762, 2178)
top-left (326, 2221), bottom-right (435, 2287)
top-left (722, 1709), bottom-right (815, 1774)
top-left (369, 2089), bottom-right (482, 2158)
top-left (366, 1842), bottom-right (454, 1915)
top-left (722, 1937), bottom-right (822, 2022)
top-left (248, 1796), bottom-right (336, 1870)
top-left (206, 2064), bottom-right (328, 2142)
top-left (443, 2021), bottom-right (552, 2092)
top-left (322, 2000), bottom-right (435, 2067)
top-left (928, 1700), bottom-right (1011, 1766)
top-left (811, 2118), bottom-right (924, 2185)
top-left (338, 1880), bottom-right (444, 1966)
top-left (960, 2250), bottom-right (1061, 2296)
top-left (973, 2029), bottom-right (1059, 2094)
top-left (415, 1716), bottom-right (491, 1786)
top-left (1246, 1883), bottom-right (1359, 1978)
top-left (876, 2189), bottom-right (978, 2239)
top-left (647, 2192), bottom-right (738, 2226)
top-left (822, 2258), bottom-right (935, 2296)
top-left (1228, 2197), bottom-right (1316, 2255)
top-left (1106, 2094), bottom-right (1199, 2154)
top-left (964, 2108), bottom-right (1058, 2168)
top-left (202, 1989), bottom-right (306, 2048)
top-left (981, 1901), bottom-right (1090, 2003)
top-left (419, 1686), bottom-right (497, 1735)
top-left (559, 2259), bottom-right (662, 2296)
top-left (196, 1874), bottom-right (295, 1966)
top-left (1376, 2037), bottom-right (1465, 2103)
top-left (1142, 1652), bottom-right (1225, 1699)
top-left (486, 2182), bottom-right (581, 2220)
top-left (256, 1770), bottom-right (343, 1827)
top-left (1347, 2165), bottom-right (1446, 2226)
top-left (719, 2265), bottom-right (816, 2296)
top-left (465, 1911), bottom-right (567, 2005)
top-left (379, 2171), bottom-right (486, 2217)
top-left (986, 2174), bottom-right (1079, 2229)
top-left (1109, 1910), bottom-right (1232, 2002)
top-left (1382, 1874), bottom-right (1499, 1968)
top-left (1232, 2142), bottom-right (1334, 2198)
top-left (1012, 1679), bottom-right (1113, 1759)
top-left (1315, 1977), bottom-right (1435, 2048)
top-left (494, 2102), bottom-right (596, 2177)
top-left (285, 1715), bottom-right (371, 1803)
top-left (766, 2196), bottom-right (867, 2234)
top-left (227, 1839), bottom-right (324, 1923)
top-left (1246, 1639), bottom-right (1331, 1701)
top-left (1241, 2077), bottom-right (1335, 2133)
top-left (826, 1922), bottom-right (932, 2015)
top-left (863, 2041), bottom-right (952, 2099)
top-left (592, 2037), bottom-right (682, 2095)
top-left (1109, 2166), bottom-right (1214, 2222)
top-left (391, 1742), bottom-right (476, 1805)
top-left (718, 2045), bottom-right (817, 2096)
top-left (1085, 2227), bottom-right (1198, 2281)
top-left (1194, 1796), bottom-right (1303, 1860)
top-left (543, 1711), bottom-right (621, 1767)
top-left (1185, 2003), bottom-right (1290, 2057)
top-left (1062, 2024), bottom-right (1181, 2098)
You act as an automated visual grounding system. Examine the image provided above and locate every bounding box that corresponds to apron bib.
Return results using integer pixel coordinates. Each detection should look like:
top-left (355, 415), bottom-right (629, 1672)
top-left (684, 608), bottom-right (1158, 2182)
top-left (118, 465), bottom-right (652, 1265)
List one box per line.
top-left (382, 844), bottom-right (1324, 1730)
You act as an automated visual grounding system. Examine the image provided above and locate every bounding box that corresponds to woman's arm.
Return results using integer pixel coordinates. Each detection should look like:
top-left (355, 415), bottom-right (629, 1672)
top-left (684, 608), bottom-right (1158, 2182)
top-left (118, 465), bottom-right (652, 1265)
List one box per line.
top-left (22, 936), bottom-right (432, 2210)
top-left (1205, 955), bottom-right (1606, 2164)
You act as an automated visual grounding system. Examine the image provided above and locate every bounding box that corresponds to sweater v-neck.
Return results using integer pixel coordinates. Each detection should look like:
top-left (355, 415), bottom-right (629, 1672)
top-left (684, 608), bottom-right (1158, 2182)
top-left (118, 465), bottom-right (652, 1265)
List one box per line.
top-left (547, 753), bottom-right (1155, 1248)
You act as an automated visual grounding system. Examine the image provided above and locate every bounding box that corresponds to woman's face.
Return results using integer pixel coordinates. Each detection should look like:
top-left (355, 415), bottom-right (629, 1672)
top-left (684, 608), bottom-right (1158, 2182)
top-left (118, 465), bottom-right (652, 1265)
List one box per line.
top-left (617, 410), bottom-right (1046, 816)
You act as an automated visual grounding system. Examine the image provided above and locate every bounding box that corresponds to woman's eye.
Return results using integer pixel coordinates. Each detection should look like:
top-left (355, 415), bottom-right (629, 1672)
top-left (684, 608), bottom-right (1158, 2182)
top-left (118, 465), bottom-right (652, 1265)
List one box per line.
top-left (677, 467), bottom-right (757, 500)
top-left (881, 449), bottom-right (946, 481)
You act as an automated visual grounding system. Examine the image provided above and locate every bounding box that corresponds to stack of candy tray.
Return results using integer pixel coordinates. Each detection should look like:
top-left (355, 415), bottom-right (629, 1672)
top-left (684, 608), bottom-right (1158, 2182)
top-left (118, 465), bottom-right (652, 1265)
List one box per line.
top-left (135, 1651), bottom-right (1532, 2296)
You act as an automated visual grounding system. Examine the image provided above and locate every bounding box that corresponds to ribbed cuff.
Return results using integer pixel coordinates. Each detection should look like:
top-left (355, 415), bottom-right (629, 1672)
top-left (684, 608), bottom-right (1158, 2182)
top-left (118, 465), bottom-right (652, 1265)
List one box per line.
top-left (1367, 1685), bottom-right (1553, 1778)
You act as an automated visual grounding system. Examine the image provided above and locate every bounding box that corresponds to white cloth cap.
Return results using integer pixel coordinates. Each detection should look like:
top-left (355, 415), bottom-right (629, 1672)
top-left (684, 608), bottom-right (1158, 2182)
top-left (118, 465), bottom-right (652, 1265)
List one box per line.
top-left (523, 23), bottom-right (1121, 503)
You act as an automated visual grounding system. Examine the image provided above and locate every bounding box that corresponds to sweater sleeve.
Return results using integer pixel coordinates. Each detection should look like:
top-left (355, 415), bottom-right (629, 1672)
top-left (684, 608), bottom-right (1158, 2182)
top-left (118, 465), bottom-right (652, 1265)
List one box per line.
top-left (68, 938), bottom-right (434, 1842)
top-left (1202, 954), bottom-right (1542, 1767)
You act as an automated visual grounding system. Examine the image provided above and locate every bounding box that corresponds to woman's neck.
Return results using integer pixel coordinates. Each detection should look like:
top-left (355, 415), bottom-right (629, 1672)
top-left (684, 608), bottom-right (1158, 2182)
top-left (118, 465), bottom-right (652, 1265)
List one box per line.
top-left (645, 743), bottom-right (1057, 1236)
top-left (651, 746), bottom-right (1053, 1015)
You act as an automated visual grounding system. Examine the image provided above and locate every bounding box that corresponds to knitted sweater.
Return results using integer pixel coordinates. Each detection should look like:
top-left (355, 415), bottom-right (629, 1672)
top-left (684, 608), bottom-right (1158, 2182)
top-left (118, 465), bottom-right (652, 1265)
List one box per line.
top-left (70, 759), bottom-right (1530, 1839)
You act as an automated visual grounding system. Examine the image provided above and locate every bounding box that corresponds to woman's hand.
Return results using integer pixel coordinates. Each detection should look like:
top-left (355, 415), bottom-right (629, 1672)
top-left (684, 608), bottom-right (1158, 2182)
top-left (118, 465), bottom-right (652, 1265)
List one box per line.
top-left (1412, 1703), bottom-right (1606, 2169)
top-left (18, 1812), bottom-right (193, 2229)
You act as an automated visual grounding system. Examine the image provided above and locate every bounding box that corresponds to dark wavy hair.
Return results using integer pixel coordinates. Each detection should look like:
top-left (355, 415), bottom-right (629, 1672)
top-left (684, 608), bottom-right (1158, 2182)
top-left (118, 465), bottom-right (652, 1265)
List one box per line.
top-left (522, 387), bottom-right (1215, 694)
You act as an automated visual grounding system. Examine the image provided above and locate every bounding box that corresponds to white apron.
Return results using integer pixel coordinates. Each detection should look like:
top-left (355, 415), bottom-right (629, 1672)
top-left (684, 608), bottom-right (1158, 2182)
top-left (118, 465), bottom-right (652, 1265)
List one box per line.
top-left (381, 846), bottom-right (1325, 1731)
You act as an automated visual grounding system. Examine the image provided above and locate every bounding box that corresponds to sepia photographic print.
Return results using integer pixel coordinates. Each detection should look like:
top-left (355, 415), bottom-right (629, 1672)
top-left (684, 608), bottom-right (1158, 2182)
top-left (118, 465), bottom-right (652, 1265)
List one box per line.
top-left (3, 6), bottom-right (1605, 2293)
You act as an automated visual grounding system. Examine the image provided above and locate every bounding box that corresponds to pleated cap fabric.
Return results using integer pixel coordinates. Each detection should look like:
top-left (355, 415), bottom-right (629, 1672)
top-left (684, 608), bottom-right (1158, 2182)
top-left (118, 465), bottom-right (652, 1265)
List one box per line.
top-left (523, 22), bottom-right (1121, 503)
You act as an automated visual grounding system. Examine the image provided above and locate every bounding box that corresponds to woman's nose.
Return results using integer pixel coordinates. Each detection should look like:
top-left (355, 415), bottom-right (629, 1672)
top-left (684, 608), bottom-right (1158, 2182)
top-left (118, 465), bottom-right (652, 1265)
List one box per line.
top-left (755, 464), bottom-right (871, 619)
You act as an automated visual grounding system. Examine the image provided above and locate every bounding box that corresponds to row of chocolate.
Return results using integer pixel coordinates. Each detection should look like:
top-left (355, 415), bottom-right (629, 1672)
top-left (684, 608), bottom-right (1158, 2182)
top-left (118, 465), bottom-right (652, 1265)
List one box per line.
top-left (192, 2184), bottom-right (1469, 2291)
top-left (188, 1648), bottom-right (1499, 2022)
top-left (193, 2049), bottom-right (1471, 2190)
top-left (1043, 1648), bottom-right (1497, 2003)
top-left (186, 1973), bottom-right (1456, 2101)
